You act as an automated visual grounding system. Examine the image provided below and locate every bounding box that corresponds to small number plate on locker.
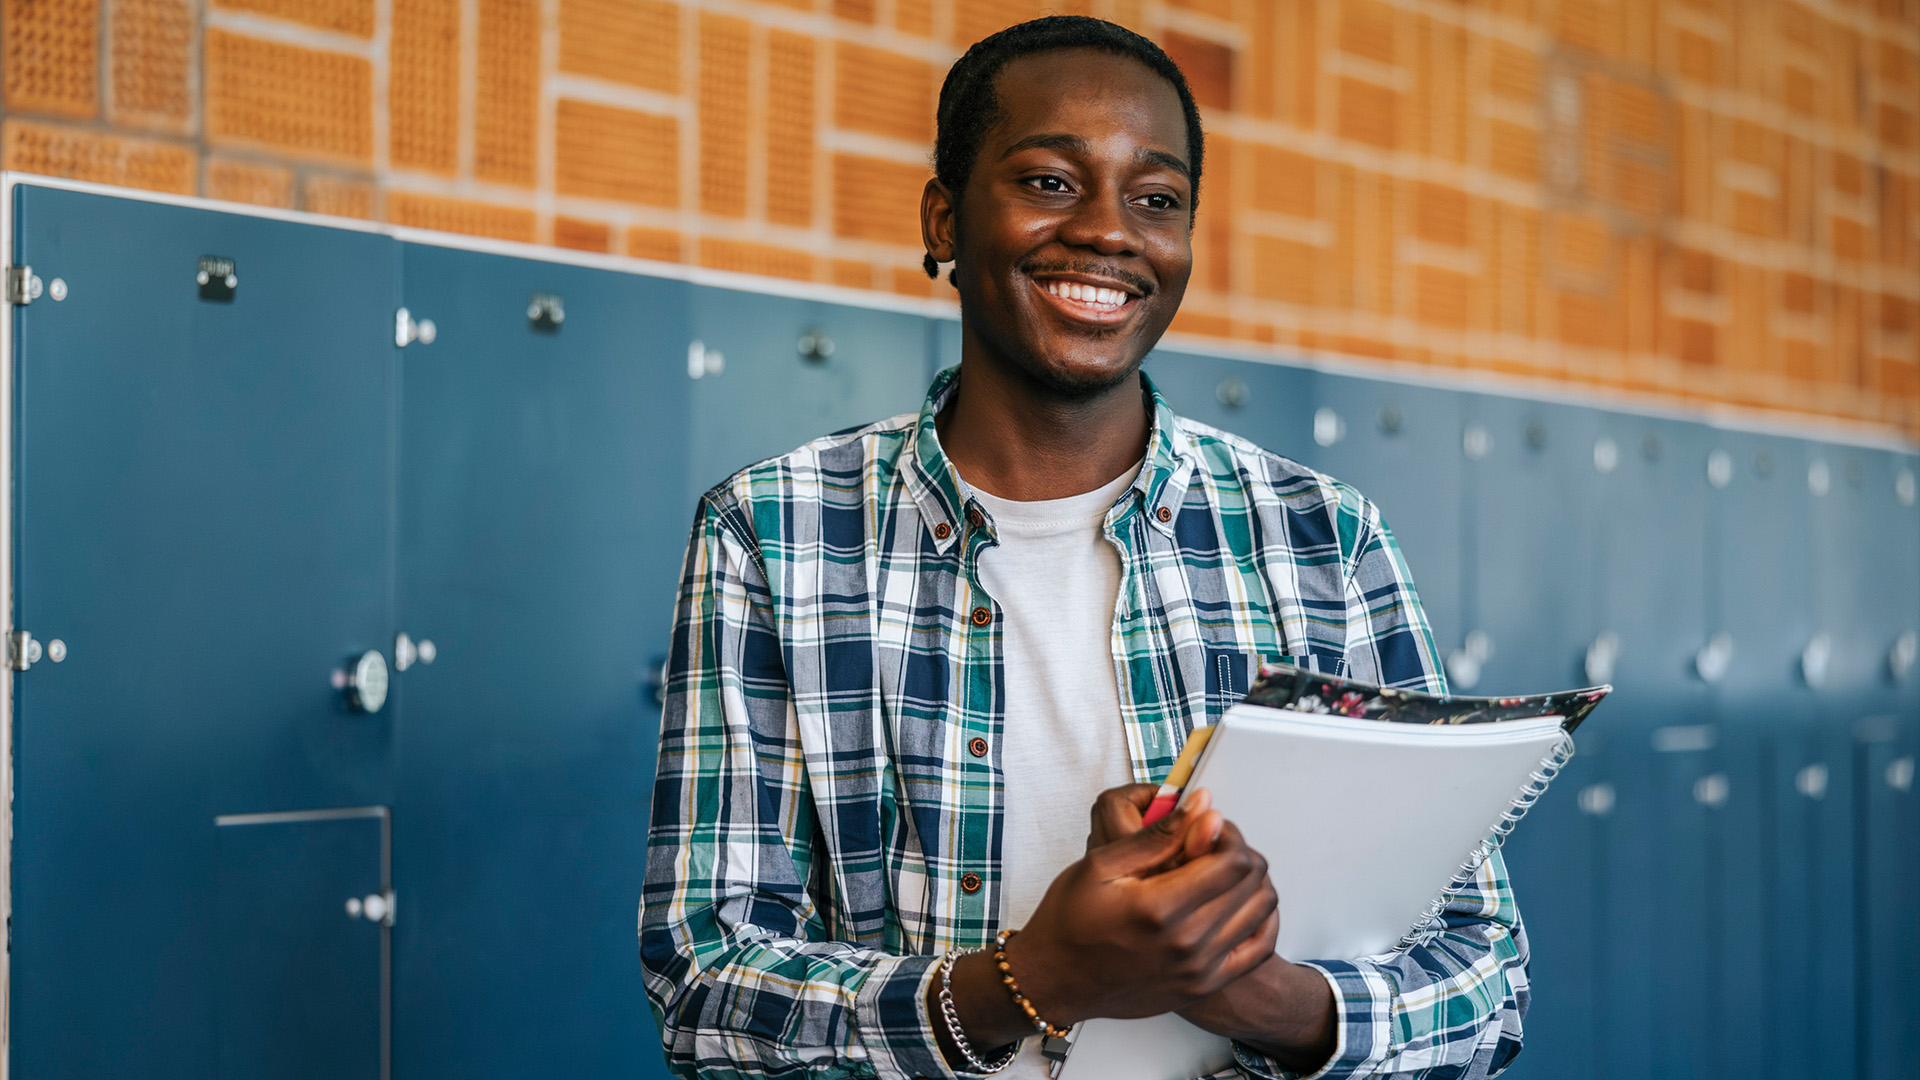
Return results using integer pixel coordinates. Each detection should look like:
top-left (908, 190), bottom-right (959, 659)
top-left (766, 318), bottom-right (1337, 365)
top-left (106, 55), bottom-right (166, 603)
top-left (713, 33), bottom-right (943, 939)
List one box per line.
top-left (198, 256), bottom-right (237, 302)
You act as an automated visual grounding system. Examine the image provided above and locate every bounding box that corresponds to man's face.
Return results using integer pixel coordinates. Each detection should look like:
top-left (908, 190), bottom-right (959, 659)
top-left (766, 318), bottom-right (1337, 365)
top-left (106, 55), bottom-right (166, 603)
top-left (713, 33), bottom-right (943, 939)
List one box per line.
top-left (942, 48), bottom-right (1194, 397)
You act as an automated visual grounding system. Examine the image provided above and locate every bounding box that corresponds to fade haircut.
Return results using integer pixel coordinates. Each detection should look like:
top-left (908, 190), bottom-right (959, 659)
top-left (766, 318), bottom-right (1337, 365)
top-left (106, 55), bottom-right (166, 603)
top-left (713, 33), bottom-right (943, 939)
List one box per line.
top-left (932, 15), bottom-right (1206, 220)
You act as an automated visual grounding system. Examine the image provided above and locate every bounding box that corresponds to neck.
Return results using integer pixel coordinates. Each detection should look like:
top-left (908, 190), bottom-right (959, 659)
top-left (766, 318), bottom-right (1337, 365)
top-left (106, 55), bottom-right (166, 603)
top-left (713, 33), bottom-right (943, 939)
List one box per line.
top-left (936, 346), bottom-right (1151, 503)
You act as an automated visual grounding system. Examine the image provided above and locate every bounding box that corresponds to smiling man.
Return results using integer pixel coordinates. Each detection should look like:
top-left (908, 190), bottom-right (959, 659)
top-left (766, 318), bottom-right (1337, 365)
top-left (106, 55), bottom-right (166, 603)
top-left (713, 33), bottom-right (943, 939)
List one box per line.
top-left (641, 17), bottom-right (1529, 1080)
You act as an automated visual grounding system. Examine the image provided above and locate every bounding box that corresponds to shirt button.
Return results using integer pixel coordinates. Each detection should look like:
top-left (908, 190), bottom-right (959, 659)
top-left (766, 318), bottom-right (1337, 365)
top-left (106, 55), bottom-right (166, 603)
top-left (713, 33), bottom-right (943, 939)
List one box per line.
top-left (1156, 505), bottom-right (1173, 523)
top-left (967, 507), bottom-right (985, 529)
top-left (968, 736), bottom-right (989, 757)
top-left (933, 522), bottom-right (951, 540)
top-left (960, 872), bottom-right (982, 893)
top-left (971, 606), bottom-right (992, 627)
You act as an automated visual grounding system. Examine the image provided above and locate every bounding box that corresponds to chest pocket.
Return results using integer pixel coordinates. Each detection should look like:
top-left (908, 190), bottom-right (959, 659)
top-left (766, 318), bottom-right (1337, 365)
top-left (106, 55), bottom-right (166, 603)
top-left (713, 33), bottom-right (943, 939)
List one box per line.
top-left (1203, 649), bottom-right (1350, 720)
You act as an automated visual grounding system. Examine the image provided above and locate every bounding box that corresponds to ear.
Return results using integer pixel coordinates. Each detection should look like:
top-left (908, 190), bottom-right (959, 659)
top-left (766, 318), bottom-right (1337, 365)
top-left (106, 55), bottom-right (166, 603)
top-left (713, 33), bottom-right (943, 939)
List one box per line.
top-left (919, 177), bottom-right (957, 268)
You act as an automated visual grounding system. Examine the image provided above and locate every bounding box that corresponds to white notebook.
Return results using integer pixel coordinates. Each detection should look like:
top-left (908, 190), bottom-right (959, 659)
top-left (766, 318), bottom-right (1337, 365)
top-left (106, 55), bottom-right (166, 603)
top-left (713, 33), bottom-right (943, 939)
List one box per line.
top-left (1051, 702), bottom-right (1574, 1080)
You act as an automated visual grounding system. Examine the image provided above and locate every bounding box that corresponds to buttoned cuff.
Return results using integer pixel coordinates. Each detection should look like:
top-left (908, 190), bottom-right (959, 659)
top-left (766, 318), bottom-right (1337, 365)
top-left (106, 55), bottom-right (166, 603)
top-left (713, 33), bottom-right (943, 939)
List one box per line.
top-left (1229, 961), bottom-right (1399, 1080)
top-left (852, 952), bottom-right (954, 1080)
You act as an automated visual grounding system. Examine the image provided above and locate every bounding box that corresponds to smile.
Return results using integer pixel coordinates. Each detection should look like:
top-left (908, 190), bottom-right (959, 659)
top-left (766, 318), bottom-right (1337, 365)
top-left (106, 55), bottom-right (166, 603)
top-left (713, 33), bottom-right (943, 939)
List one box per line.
top-left (1031, 275), bottom-right (1142, 324)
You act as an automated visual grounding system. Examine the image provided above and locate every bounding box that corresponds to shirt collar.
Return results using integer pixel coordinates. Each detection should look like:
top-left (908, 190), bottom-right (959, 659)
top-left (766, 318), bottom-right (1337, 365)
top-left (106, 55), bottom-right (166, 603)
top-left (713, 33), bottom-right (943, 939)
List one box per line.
top-left (905, 366), bottom-right (1196, 552)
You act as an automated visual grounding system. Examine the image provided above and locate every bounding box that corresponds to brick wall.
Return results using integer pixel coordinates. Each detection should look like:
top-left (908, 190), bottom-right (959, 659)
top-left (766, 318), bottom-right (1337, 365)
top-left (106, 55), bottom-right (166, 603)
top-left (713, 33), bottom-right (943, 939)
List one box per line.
top-left (3, 0), bottom-right (1916, 434)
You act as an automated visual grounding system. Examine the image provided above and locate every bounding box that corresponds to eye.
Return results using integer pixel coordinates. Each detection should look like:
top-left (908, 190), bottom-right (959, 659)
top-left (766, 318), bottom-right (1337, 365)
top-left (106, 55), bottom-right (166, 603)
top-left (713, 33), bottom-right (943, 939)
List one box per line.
top-left (1138, 192), bottom-right (1181, 212)
top-left (1025, 174), bottom-right (1071, 194)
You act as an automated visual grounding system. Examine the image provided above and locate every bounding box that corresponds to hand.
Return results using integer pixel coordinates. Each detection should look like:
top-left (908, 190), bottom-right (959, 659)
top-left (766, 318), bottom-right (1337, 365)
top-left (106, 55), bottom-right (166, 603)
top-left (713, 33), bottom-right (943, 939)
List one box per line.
top-left (1176, 955), bottom-right (1337, 1075)
top-left (1087, 783), bottom-right (1220, 867)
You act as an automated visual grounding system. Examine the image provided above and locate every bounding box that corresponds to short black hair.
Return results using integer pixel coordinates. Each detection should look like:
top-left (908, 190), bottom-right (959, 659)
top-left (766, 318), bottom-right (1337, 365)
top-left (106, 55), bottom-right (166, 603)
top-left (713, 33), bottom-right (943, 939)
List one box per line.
top-left (932, 15), bottom-right (1205, 217)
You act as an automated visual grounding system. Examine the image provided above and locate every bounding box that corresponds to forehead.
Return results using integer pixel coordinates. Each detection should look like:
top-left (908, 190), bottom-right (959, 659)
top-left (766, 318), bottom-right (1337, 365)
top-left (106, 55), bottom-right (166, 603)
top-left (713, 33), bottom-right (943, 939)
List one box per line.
top-left (986, 48), bottom-right (1190, 163)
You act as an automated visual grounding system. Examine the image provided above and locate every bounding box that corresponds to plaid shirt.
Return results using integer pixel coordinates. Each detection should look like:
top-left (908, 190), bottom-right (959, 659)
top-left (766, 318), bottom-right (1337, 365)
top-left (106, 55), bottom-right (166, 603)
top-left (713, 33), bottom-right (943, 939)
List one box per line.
top-left (641, 369), bottom-right (1529, 1080)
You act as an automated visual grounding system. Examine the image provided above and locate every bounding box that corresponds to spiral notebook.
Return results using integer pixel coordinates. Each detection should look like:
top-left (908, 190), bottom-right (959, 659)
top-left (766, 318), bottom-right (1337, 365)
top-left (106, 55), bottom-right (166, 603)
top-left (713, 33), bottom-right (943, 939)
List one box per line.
top-left (1048, 666), bottom-right (1608, 1080)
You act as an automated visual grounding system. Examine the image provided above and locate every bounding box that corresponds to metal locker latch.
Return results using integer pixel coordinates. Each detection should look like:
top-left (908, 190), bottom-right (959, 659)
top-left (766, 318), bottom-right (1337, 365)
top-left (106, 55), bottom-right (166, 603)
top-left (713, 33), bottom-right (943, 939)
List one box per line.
top-left (5, 266), bottom-right (43, 305)
top-left (395, 307), bottom-right (438, 347)
top-left (7, 630), bottom-right (41, 671)
top-left (345, 890), bottom-right (397, 927)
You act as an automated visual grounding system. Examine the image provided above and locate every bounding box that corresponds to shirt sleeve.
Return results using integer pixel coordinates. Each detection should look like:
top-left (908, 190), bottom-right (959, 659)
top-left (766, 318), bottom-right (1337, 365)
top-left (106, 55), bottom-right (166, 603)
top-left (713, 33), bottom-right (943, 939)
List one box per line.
top-left (639, 493), bottom-right (954, 1080)
top-left (1228, 486), bottom-right (1530, 1079)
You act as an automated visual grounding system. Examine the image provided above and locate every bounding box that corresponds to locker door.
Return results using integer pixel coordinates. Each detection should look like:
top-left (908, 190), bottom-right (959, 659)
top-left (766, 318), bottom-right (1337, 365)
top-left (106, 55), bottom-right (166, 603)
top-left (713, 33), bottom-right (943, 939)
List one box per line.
top-left (1858, 717), bottom-right (1918, 1079)
top-left (394, 244), bottom-right (690, 1078)
top-left (215, 807), bottom-right (391, 1080)
top-left (686, 287), bottom-right (934, 504)
top-left (1306, 376), bottom-right (1464, 649)
top-left (8, 184), bottom-right (401, 1077)
top-left (1141, 348), bottom-right (1314, 459)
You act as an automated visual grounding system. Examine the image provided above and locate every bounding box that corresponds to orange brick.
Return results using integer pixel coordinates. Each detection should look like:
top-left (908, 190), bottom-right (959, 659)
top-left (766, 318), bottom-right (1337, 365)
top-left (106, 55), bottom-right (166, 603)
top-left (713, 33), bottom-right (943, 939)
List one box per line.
top-left (700, 238), bottom-right (816, 281)
top-left (1250, 145), bottom-right (1317, 217)
top-left (392, 0), bottom-right (459, 174)
top-left (212, 0), bottom-right (373, 36)
top-left (1833, 152), bottom-right (1862, 195)
top-left (1339, 0), bottom-right (1397, 64)
top-left (1161, 31), bottom-right (1234, 112)
top-left (1556, 0), bottom-right (1621, 56)
top-left (954, 0), bottom-right (1042, 47)
top-left (1677, 248), bottom-right (1718, 293)
top-left (1879, 104), bottom-right (1914, 149)
top-left (1777, 2), bottom-right (1819, 50)
top-left (1488, 41), bottom-right (1538, 101)
top-left (556, 100), bottom-right (679, 205)
top-left (897, 0), bottom-right (934, 35)
top-left (1251, 235), bottom-right (1322, 305)
top-left (701, 13), bottom-right (751, 217)
top-left (626, 226), bottom-right (683, 262)
top-left (768, 31), bottom-right (817, 227)
top-left (1677, 318), bottom-right (1718, 364)
top-left (1882, 295), bottom-right (1913, 333)
top-left (835, 43), bottom-right (935, 142)
top-left (1488, 121), bottom-right (1538, 181)
top-left (3, 0), bottom-right (99, 118)
top-left (1415, 265), bottom-right (1473, 327)
top-left (834, 259), bottom-right (876, 289)
top-left (110, 0), bottom-right (192, 130)
top-left (1675, 30), bottom-right (1719, 84)
top-left (1881, 42), bottom-right (1917, 87)
top-left (559, 0), bottom-right (679, 93)
top-left (205, 156), bottom-right (294, 207)
top-left (1733, 191), bottom-right (1776, 237)
top-left (477, 0), bottom-right (539, 185)
top-left (553, 216), bottom-right (611, 252)
top-left (1247, 0), bottom-right (1278, 119)
top-left (1781, 272), bottom-right (1816, 311)
top-left (1783, 68), bottom-right (1816, 114)
top-left (1414, 181), bottom-right (1470, 246)
top-left (1170, 309), bottom-right (1233, 339)
top-left (1167, 0), bottom-right (1232, 17)
top-left (834, 0), bottom-right (876, 22)
top-left (891, 266), bottom-right (937, 296)
top-left (1550, 212), bottom-right (1611, 279)
top-left (388, 191), bottom-right (537, 243)
top-left (833, 153), bottom-right (930, 245)
top-left (303, 173), bottom-right (375, 218)
top-left (1557, 291), bottom-right (1619, 349)
top-left (1338, 78), bottom-right (1398, 149)
top-left (1832, 216), bottom-right (1866, 259)
top-left (2, 118), bottom-right (194, 193)
top-left (206, 30), bottom-right (373, 162)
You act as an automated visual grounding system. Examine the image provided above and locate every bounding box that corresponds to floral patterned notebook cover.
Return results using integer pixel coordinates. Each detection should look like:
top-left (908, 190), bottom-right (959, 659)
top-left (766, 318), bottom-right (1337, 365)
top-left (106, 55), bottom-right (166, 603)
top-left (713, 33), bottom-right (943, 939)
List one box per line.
top-left (1243, 662), bottom-right (1609, 733)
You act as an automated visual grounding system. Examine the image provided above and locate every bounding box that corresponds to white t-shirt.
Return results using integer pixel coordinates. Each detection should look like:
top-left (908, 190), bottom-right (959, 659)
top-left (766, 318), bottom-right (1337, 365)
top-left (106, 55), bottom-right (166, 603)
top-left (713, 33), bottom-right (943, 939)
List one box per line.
top-left (965, 462), bottom-right (1143, 1077)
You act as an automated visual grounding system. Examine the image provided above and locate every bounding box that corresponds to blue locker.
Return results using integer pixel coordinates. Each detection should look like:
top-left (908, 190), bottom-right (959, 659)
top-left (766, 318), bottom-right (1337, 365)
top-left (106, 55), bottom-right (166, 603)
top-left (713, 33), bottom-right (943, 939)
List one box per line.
top-left (1142, 347), bottom-right (1315, 461)
top-left (393, 242), bottom-right (690, 1078)
top-left (1857, 716), bottom-right (1918, 1078)
top-left (8, 184), bottom-right (401, 1076)
top-left (686, 287), bottom-right (935, 506)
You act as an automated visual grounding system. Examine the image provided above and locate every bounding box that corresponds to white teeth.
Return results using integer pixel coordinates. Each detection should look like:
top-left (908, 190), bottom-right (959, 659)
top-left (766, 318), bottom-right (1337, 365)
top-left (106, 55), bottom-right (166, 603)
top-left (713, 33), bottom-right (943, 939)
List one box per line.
top-left (1042, 280), bottom-right (1129, 310)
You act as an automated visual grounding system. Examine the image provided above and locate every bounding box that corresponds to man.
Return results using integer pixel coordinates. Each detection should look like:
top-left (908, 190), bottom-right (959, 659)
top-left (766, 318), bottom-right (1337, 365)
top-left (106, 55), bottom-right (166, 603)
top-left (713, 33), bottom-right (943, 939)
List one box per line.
top-left (642, 16), bottom-right (1527, 1080)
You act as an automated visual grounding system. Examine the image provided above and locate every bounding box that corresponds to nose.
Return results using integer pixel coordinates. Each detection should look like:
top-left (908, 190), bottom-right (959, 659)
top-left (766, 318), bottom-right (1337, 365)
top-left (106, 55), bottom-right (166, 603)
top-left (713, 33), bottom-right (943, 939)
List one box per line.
top-left (1057, 183), bottom-right (1142, 257)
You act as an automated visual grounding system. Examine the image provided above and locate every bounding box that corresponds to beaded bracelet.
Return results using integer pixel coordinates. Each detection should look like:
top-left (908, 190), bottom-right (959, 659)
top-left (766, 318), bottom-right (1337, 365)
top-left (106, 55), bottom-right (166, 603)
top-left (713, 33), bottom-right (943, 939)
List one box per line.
top-left (994, 929), bottom-right (1072, 1039)
top-left (937, 948), bottom-right (1021, 1075)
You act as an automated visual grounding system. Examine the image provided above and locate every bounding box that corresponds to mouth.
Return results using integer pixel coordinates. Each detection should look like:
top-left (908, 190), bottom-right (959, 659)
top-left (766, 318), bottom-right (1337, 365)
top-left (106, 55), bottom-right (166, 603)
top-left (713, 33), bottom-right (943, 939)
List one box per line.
top-left (1029, 273), bottom-right (1145, 325)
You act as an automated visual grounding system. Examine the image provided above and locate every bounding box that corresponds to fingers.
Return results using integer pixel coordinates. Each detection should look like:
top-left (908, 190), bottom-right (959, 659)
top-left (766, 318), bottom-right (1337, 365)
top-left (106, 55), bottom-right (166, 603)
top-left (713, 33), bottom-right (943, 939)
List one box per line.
top-left (1150, 818), bottom-right (1261, 912)
top-left (1089, 783), bottom-right (1163, 848)
top-left (1090, 792), bottom-right (1213, 879)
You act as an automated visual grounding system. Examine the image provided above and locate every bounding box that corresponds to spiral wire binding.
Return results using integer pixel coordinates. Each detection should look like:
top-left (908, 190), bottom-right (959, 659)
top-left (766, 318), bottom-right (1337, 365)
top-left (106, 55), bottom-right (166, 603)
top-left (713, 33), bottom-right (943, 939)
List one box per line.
top-left (1394, 733), bottom-right (1576, 953)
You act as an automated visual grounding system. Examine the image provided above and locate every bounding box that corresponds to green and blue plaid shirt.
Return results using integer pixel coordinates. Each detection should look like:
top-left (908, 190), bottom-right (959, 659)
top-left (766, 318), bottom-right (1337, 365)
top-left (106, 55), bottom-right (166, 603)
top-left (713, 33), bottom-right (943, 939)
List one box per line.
top-left (641, 369), bottom-right (1529, 1080)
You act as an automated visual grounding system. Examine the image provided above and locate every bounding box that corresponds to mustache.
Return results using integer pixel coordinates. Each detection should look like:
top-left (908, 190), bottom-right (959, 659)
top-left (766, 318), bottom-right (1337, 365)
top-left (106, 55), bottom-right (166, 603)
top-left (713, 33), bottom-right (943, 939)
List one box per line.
top-left (1019, 258), bottom-right (1155, 298)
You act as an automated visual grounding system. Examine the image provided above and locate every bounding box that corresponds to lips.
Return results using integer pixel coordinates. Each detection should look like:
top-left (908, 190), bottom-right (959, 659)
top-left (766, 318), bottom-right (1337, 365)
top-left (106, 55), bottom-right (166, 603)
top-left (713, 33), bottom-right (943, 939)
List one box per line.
top-left (1030, 274), bottom-right (1142, 324)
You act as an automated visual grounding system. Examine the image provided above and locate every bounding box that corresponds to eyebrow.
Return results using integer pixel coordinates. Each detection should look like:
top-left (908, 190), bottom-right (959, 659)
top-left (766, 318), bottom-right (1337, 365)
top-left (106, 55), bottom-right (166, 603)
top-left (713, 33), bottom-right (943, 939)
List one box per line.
top-left (1000, 132), bottom-right (1192, 180)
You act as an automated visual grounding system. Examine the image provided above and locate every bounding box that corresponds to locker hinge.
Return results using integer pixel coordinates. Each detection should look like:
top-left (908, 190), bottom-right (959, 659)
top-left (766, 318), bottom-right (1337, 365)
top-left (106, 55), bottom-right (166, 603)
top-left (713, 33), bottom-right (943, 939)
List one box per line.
top-left (8, 630), bottom-right (41, 671)
top-left (5, 265), bottom-right (43, 305)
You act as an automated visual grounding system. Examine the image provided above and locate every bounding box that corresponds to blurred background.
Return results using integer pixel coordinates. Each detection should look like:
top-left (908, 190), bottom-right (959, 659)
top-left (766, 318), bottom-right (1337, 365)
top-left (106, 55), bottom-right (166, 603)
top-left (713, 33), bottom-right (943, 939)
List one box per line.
top-left (0, 0), bottom-right (1915, 1078)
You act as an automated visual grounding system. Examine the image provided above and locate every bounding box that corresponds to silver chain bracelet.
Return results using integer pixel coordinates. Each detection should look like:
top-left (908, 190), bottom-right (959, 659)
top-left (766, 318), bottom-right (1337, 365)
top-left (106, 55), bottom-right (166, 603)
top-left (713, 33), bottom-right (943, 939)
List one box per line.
top-left (937, 948), bottom-right (1021, 1075)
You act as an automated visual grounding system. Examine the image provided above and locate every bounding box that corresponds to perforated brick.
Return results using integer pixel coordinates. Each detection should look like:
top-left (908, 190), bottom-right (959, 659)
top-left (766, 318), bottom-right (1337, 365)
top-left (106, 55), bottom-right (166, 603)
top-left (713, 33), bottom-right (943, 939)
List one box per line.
top-left (206, 30), bottom-right (373, 161)
top-left (3, 0), bottom-right (99, 117)
top-left (1337, 78), bottom-right (1398, 149)
top-left (700, 13), bottom-right (751, 217)
top-left (833, 0), bottom-right (875, 23)
top-left (551, 217), bottom-right (610, 252)
top-left (832, 259), bottom-right (873, 289)
top-left (1487, 41), bottom-right (1537, 101)
top-left (206, 156), bottom-right (295, 206)
top-left (388, 191), bottom-right (537, 242)
top-left (1252, 235), bottom-right (1321, 305)
top-left (1415, 266), bottom-right (1473, 328)
top-left (2, 119), bottom-right (194, 192)
top-left (832, 153), bottom-right (929, 245)
top-left (303, 173), bottom-right (375, 218)
top-left (890, 266), bottom-right (935, 296)
top-left (1414, 181), bottom-right (1470, 246)
top-left (1878, 103), bottom-right (1914, 149)
top-left (211, 0), bottom-right (373, 37)
top-left (700, 238), bottom-right (816, 281)
top-left (835, 44), bottom-right (933, 142)
top-left (625, 226), bottom-right (683, 262)
top-left (1161, 31), bottom-right (1233, 112)
top-left (556, 99), bottom-right (679, 205)
top-left (110, 0), bottom-right (192, 129)
top-left (1167, 0), bottom-right (1231, 18)
top-left (896, 0), bottom-right (933, 36)
top-left (954, 0), bottom-right (1041, 47)
top-left (767, 30), bottom-right (816, 226)
top-left (1251, 145), bottom-right (1316, 218)
top-left (476, 0), bottom-right (539, 185)
top-left (559, 0), bottom-right (679, 93)
top-left (1338, 0), bottom-right (1397, 65)
top-left (392, 0), bottom-right (460, 174)
top-left (1488, 121), bottom-right (1537, 181)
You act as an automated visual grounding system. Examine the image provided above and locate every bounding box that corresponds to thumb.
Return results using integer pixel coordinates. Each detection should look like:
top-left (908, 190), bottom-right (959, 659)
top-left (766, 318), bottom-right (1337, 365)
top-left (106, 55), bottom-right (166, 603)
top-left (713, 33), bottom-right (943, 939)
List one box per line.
top-left (1096, 789), bottom-right (1212, 879)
